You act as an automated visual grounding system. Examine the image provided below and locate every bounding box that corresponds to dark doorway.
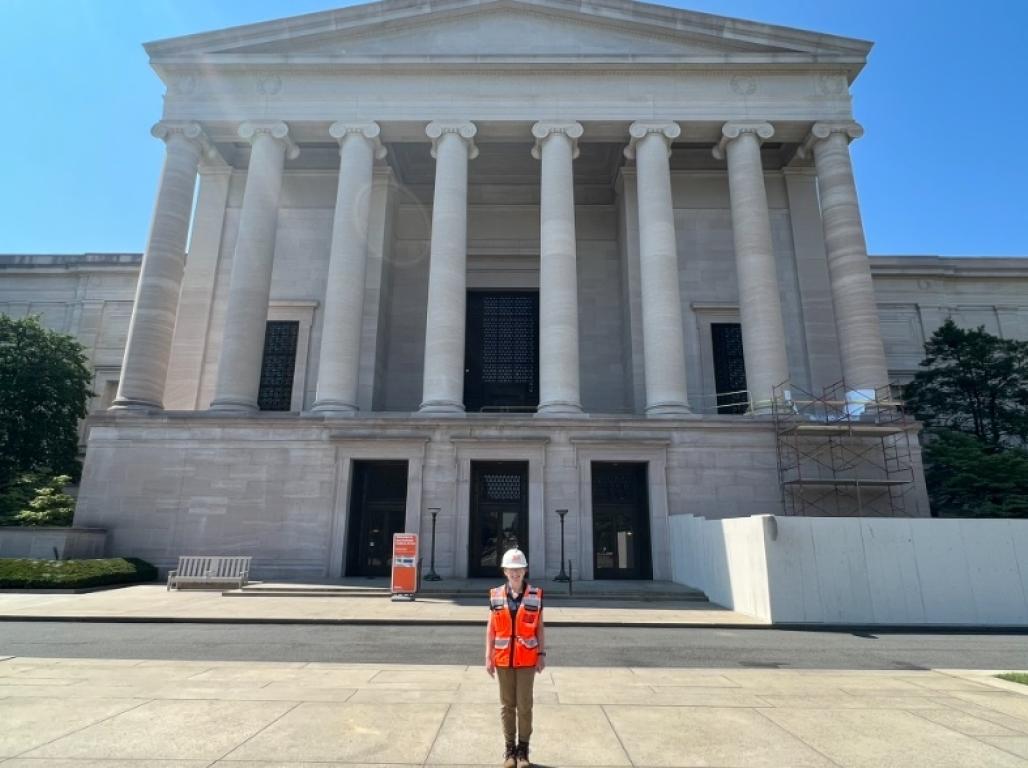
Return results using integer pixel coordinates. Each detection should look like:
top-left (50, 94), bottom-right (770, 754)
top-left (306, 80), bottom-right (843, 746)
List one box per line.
top-left (469, 461), bottom-right (529, 578)
top-left (711, 322), bottom-right (748, 415)
top-left (258, 320), bottom-right (299, 411)
top-left (345, 461), bottom-right (409, 577)
top-left (464, 291), bottom-right (539, 412)
top-left (591, 462), bottom-right (652, 580)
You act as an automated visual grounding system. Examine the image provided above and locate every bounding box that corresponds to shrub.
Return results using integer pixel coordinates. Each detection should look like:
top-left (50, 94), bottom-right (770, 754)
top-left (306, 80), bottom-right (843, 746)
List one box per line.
top-left (13, 474), bottom-right (76, 526)
top-left (0, 557), bottom-right (157, 589)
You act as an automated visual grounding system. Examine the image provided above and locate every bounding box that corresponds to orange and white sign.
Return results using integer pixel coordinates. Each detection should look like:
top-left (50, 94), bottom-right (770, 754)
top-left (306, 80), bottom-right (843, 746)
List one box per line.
top-left (391, 533), bottom-right (419, 596)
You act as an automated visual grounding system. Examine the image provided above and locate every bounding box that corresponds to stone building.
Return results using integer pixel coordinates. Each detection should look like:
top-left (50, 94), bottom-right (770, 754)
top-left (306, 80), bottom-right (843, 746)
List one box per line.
top-left (3, 0), bottom-right (1027, 580)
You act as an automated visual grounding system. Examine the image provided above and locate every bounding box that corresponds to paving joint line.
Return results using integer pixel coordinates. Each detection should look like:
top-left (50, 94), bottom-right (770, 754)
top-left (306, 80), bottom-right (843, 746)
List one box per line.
top-left (599, 703), bottom-right (636, 767)
top-left (211, 698), bottom-right (303, 766)
top-left (751, 705), bottom-right (846, 768)
top-left (421, 701), bottom-right (452, 767)
top-left (8, 695), bottom-right (153, 761)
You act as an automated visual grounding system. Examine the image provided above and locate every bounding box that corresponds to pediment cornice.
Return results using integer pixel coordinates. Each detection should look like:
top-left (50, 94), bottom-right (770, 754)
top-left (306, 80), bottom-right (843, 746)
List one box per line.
top-left (145, 0), bottom-right (871, 80)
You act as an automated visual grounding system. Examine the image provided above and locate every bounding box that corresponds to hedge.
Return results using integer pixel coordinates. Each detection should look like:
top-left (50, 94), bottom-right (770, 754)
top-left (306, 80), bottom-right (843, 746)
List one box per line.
top-left (0, 557), bottom-right (157, 589)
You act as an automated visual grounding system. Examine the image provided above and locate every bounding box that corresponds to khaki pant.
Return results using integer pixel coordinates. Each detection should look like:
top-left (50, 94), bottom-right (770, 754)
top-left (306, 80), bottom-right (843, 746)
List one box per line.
top-left (496, 666), bottom-right (535, 744)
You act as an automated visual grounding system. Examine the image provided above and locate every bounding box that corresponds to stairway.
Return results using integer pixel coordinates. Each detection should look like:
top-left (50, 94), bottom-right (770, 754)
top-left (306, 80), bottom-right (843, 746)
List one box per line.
top-left (224, 578), bottom-right (708, 602)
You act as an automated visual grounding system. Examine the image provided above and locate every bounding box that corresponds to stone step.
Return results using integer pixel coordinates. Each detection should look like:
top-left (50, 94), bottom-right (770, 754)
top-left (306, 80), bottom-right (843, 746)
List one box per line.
top-left (225, 582), bottom-right (709, 602)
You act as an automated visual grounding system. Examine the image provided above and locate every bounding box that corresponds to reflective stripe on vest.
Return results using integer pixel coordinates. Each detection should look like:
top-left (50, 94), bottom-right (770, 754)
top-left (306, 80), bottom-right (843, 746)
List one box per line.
top-left (489, 583), bottom-right (543, 668)
top-left (489, 587), bottom-right (506, 611)
top-left (523, 588), bottom-right (541, 611)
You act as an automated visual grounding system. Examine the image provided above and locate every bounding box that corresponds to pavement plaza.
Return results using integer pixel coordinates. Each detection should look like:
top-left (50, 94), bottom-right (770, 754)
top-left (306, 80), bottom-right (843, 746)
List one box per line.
top-left (0, 585), bottom-right (762, 626)
top-left (2, 656), bottom-right (1028, 767)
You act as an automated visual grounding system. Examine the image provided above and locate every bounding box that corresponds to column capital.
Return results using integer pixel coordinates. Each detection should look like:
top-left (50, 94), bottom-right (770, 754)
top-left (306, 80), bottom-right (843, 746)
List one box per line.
top-left (426, 120), bottom-right (478, 159)
top-left (797, 120), bottom-right (863, 159)
top-left (624, 121), bottom-right (680, 160)
top-left (712, 121), bottom-right (774, 160)
top-left (530, 121), bottom-right (584, 160)
top-left (238, 120), bottom-right (300, 160)
top-left (151, 121), bottom-right (218, 161)
top-left (329, 121), bottom-right (387, 160)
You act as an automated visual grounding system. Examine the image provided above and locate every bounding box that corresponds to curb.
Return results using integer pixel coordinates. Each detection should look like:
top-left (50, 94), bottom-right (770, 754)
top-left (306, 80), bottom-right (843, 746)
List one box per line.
top-left (2, 615), bottom-right (1027, 632)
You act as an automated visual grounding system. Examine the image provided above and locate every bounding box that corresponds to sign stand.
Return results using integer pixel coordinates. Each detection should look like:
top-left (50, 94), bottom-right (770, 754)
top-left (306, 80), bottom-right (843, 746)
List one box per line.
top-left (390, 532), bottom-right (419, 602)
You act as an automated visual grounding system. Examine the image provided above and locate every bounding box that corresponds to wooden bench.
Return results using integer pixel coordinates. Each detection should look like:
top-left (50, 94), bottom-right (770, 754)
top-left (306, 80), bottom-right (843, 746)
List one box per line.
top-left (166, 556), bottom-right (251, 591)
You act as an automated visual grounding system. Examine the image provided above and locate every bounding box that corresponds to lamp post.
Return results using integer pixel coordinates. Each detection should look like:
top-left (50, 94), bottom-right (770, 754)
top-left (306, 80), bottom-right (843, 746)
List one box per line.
top-left (424, 507), bottom-right (442, 581)
top-left (554, 508), bottom-right (570, 582)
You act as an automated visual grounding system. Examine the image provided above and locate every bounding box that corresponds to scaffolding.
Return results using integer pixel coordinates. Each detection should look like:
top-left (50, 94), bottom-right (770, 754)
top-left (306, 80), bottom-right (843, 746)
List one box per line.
top-left (771, 379), bottom-right (916, 516)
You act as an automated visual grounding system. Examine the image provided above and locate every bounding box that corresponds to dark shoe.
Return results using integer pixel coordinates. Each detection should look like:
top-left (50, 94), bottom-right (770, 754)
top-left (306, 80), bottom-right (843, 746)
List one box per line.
top-left (502, 742), bottom-right (516, 768)
top-left (516, 741), bottom-right (531, 768)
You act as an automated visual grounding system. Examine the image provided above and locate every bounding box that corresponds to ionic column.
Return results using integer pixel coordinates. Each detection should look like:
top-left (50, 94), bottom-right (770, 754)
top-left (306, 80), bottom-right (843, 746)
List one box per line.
top-left (419, 121), bottom-right (477, 414)
top-left (210, 121), bottom-right (299, 412)
top-left (625, 122), bottom-right (690, 416)
top-left (798, 122), bottom-right (889, 391)
top-left (714, 122), bottom-right (790, 412)
top-left (532, 121), bottom-right (584, 416)
top-left (111, 122), bottom-right (211, 411)
top-left (312, 123), bottom-right (387, 414)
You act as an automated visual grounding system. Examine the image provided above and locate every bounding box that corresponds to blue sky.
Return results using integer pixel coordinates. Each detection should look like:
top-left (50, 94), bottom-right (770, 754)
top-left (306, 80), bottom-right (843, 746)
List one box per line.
top-left (1, 0), bottom-right (1026, 256)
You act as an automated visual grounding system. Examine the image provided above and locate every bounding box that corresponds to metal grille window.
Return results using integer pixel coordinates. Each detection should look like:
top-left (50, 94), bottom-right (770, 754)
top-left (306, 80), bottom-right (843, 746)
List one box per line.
top-left (481, 295), bottom-right (537, 385)
top-left (464, 292), bottom-right (539, 412)
top-left (592, 463), bottom-right (642, 504)
top-left (257, 320), bottom-right (299, 411)
top-left (711, 322), bottom-right (748, 415)
top-left (483, 472), bottom-right (523, 502)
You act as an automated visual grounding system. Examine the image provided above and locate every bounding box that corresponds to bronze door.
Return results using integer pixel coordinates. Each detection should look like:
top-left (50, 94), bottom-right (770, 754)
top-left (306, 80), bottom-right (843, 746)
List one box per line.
top-left (469, 461), bottom-right (529, 577)
top-left (345, 461), bottom-right (408, 577)
top-left (591, 462), bottom-right (652, 580)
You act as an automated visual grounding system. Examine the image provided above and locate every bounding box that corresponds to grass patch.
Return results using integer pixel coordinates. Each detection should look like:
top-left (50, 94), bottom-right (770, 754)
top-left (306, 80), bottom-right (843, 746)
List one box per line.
top-left (996, 673), bottom-right (1028, 686)
top-left (0, 557), bottom-right (157, 589)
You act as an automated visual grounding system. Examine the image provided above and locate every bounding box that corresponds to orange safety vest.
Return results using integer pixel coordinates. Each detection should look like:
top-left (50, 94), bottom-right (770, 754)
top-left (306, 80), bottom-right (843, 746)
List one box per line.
top-left (489, 584), bottom-right (543, 668)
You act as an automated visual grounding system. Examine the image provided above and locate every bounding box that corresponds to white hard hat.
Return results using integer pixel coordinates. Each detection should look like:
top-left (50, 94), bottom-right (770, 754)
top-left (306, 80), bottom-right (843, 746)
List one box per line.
top-left (501, 548), bottom-right (528, 569)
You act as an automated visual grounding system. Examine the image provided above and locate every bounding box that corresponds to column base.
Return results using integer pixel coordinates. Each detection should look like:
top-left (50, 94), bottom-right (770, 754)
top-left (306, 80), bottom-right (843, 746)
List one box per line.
top-left (311, 399), bottom-right (359, 416)
top-left (209, 397), bottom-right (259, 414)
top-left (108, 397), bottom-right (162, 412)
top-left (535, 401), bottom-right (585, 417)
top-left (417, 400), bottom-right (466, 416)
top-left (645, 401), bottom-right (692, 417)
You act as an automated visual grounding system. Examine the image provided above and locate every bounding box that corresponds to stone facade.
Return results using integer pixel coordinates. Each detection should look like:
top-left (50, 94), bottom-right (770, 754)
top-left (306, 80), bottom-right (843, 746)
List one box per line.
top-left (4, 0), bottom-right (1025, 579)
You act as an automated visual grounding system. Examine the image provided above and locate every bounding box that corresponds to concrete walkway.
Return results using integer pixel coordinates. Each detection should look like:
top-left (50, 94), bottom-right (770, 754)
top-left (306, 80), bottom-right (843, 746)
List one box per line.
top-left (2, 656), bottom-right (1028, 766)
top-left (0, 584), bottom-right (764, 626)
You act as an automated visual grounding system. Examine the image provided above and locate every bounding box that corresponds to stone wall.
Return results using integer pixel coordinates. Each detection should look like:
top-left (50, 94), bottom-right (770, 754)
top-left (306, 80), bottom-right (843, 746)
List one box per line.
top-left (0, 253), bottom-right (142, 419)
top-left (71, 412), bottom-right (908, 580)
top-left (0, 527), bottom-right (107, 560)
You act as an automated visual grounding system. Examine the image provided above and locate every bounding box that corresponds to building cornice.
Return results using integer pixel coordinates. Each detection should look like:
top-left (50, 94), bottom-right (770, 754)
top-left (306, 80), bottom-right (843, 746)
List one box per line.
top-left (869, 255), bottom-right (1028, 280)
top-left (143, 0), bottom-right (872, 61)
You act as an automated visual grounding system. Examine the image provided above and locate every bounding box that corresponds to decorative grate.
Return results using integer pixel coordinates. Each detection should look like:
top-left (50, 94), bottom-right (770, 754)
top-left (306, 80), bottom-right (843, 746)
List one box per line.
top-left (483, 473), bottom-right (523, 502)
top-left (481, 295), bottom-right (537, 386)
top-left (711, 322), bottom-right (748, 414)
top-left (258, 320), bottom-right (299, 411)
top-left (592, 463), bottom-right (644, 504)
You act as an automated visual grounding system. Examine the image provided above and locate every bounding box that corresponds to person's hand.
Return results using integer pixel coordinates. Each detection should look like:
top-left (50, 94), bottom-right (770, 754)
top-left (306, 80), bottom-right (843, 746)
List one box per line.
top-left (536, 656), bottom-right (546, 673)
top-left (486, 658), bottom-right (496, 677)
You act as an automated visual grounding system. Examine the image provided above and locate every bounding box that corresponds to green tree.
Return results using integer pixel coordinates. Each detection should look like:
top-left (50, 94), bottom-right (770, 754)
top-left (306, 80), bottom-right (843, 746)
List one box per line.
top-left (0, 314), bottom-right (94, 493)
top-left (923, 431), bottom-right (1028, 518)
top-left (904, 319), bottom-right (1028, 448)
top-left (14, 474), bottom-right (75, 526)
top-left (905, 320), bottom-right (1028, 517)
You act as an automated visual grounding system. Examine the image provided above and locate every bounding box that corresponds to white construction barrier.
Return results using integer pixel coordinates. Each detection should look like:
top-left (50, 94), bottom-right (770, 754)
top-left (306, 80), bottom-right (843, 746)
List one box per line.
top-left (671, 514), bottom-right (1028, 626)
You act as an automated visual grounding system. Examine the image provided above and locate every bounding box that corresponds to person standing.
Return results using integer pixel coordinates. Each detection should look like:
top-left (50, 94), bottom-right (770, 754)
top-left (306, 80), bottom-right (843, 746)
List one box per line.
top-left (485, 547), bottom-right (545, 768)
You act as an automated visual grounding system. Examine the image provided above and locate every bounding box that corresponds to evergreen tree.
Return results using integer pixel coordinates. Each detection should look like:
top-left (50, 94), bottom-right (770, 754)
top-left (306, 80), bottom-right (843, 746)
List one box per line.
top-left (905, 320), bottom-right (1028, 517)
top-left (905, 319), bottom-right (1028, 447)
top-left (0, 314), bottom-right (94, 495)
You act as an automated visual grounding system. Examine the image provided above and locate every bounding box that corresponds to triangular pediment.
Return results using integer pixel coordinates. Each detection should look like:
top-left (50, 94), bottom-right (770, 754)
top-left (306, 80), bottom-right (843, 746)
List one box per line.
top-left (146, 0), bottom-right (871, 66)
top-left (218, 8), bottom-right (785, 57)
